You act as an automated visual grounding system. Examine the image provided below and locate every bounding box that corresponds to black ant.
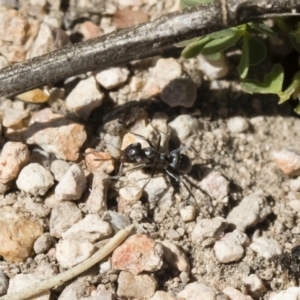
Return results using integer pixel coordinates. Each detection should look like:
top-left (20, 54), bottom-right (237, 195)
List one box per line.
top-left (109, 129), bottom-right (196, 201)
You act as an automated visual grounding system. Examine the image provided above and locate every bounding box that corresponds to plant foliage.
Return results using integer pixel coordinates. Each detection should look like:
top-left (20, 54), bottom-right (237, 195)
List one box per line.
top-left (179, 0), bottom-right (300, 114)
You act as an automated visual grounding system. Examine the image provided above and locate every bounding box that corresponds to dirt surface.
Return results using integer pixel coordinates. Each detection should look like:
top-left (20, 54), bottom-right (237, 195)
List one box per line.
top-left (0, 0), bottom-right (300, 299)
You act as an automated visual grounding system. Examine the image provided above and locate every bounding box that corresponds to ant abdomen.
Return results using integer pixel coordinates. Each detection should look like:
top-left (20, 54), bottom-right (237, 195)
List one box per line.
top-left (169, 153), bottom-right (192, 173)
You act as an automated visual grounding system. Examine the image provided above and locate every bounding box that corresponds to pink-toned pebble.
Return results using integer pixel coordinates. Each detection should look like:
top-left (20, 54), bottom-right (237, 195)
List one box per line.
top-left (85, 149), bottom-right (114, 174)
top-left (0, 142), bottom-right (30, 184)
top-left (112, 234), bottom-right (163, 275)
top-left (273, 148), bottom-right (300, 176)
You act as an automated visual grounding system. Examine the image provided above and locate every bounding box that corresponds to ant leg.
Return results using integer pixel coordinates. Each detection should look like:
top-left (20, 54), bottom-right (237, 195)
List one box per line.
top-left (165, 167), bottom-right (197, 202)
top-left (105, 163), bottom-right (123, 180)
top-left (140, 162), bottom-right (158, 190)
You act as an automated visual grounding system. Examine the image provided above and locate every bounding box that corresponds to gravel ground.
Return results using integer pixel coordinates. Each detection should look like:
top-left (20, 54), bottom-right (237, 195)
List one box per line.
top-left (0, 0), bottom-right (300, 299)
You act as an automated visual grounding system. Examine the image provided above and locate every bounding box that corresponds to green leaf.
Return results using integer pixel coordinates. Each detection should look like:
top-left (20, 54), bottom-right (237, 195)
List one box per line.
top-left (278, 71), bottom-right (300, 104)
top-left (248, 36), bottom-right (267, 66)
top-left (201, 31), bottom-right (242, 55)
top-left (248, 22), bottom-right (274, 35)
top-left (238, 35), bottom-right (250, 79)
top-left (205, 52), bottom-right (222, 60)
top-left (174, 37), bottom-right (201, 48)
top-left (181, 36), bottom-right (211, 58)
top-left (241, 64), bottom-right (284, 94)
top-left (208, 28), bottom-right (237, 39)
top-left (181, 0), bottom-right (213, 9)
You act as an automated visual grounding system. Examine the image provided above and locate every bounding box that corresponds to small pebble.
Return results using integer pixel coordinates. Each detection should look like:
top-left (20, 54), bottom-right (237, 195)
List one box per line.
top-left (270, 287), bottom-right (300, 300)
top-left (214, 230), bottom-right (249, 263)
top-left (85, 149), bottom-right (114, 174)
top-left (75, 20), bottom-right (103, 40)
top-left (117, 271), bottom-right (157, 299)
top-left (226, 191), bottom-right (271, 232)
top-left (66, 76), bottom-right (104, 119)
top-left (33, 233), bottom-right (53, 254)
top-left (55, 164), bottom-right (86, 201)
top-left (169, 114), bottom-right (200, 141)
top-left (0, 270), bottom-right (8, 296)
top-left (86, 172), bottom-right (109, 214)
top-left (7, 274), bottom-right (50, 299)
top-left (223, 286), bottom-right (253, 300)
top-left (27, 22), bottom-right (69, 59)
top-left (113, 8), bottom-right (149, 28)
top-left (0, 8), bottom-right (39, 62)
top-left (227, 117), bottom-right (249, 133)
top-left (16, 163), bottom-right (54, 196)
top-left (273, 148), bottom-right (300, 176)
top-left (49, 201), bottom-right (82, 238)
top-left (249, 237), bottom-right (283, 259)
top-left (26, 117), bottom-right (87, 161)
top-left (2, 107), bottom-right (30, 127)
top-left (180, 205), bottom-right (196, 222)
top-left (177, 282), bottom-right (227, 300)
top-left (191, 217), bottom-right (228, 247)
top-left (119, 186), bottom-right (143, 202)
top-left (56, 238), bottom-right (95, 268)
top-left (103, 211), bottom-right (131, 232)
top-left (152, 58), bottom-right (182, 87)
top-left (150, 291), bottom-right (179, 300)
top-left (200, 171), bottom-right (229, 200)
top-left (62, 214), bottom-right (112, 241)
top-left (112, 234), bottom-right (164, 275)
top-left (198, 53), bottom-right (229, 79)
top-left (161, 240), bottom-right (190, 273)
top-left (50, 160), bottom-right (72, 181)
top-left (95, 67), bottom-right (130, 89)
top-left (0, 207), bottom-right (43, 262)
top-left (0, 141), bottom-right (30, 184)
top-left (161, 77), bottom-right (198, 108)
top-left (242, 274), bottom-right (267, 295)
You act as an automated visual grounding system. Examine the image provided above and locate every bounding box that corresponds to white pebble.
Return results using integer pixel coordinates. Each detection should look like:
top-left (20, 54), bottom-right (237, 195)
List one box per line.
top-left (200, 171), bottom-right (229, 200)
top-left (49, 201), bottom-right (82, 238)
top-left (198, 53), bottom-right (229, 79)
top-left (66, 76), bottom-right (104, 119)
top-left (62, 214), bottom-right (112, 241)
top-left (191, 217), bottom-right (228, 246)
top-left (119, 186), bottom-right (143, 202)
top-left (7, 274), bottom-right (50, 299)
top-left (214, 230), bottom-right (249, 263)
top-left (270, 287), bottom-right (300, 300)
top-left (56, 238), bottom-right (95, 268)
top-left (242, 274), bottom-right (266, 295)
top-left (177, 282), bottom-right (227, 300)
top-left (50, 160), bottom-right (72, 181)
top-left (226, 191), bottom-right (271, 231)
top-left (249, 237), bottom-right (283, 259)
top-left (16, 163), bottom-right (54, 196)
top-left (180, 206), bottom-right (196, 222)
top-left (227, 117), bottom-right (249, 133)
top-left (169, 114), bottom-right (199, 141)
top-left (55, 164), bottom-right (86, 201)
top-left (151, 58), bottom-right (182, 87)
top-left (95, 67), bottom-right (129, 89)
top-left (290, 176), bottom-right (300, 191)
top-left (150, 291), bottom-right (178, 300)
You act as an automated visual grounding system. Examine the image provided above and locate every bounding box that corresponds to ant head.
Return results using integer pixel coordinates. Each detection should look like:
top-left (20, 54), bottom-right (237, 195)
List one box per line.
top-left (121, 142), bottom-right (144, 163)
